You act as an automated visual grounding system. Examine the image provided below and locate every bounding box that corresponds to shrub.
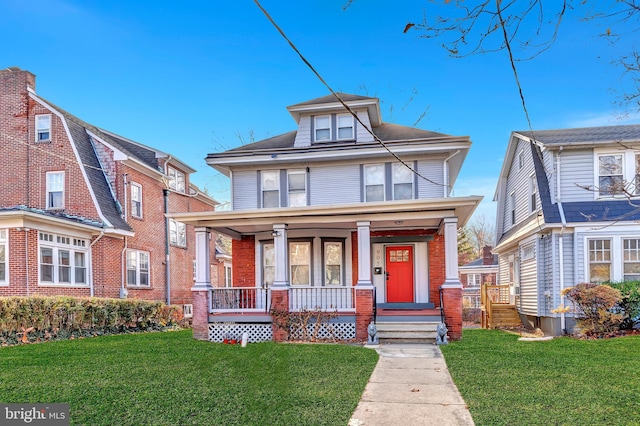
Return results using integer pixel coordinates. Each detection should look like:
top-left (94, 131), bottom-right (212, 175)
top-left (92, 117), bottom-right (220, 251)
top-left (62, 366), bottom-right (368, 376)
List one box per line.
top-left (607, 280), bottom-right (640, 330)
top-left (562, 283), bottom-right (623, 336)
top-left (0, 296), bottom-right (183, 346)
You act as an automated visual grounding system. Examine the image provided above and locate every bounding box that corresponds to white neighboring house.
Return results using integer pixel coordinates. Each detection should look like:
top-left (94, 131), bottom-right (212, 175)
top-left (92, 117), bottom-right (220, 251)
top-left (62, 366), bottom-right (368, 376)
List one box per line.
top-left (493, 124), bottom-right (640, 335)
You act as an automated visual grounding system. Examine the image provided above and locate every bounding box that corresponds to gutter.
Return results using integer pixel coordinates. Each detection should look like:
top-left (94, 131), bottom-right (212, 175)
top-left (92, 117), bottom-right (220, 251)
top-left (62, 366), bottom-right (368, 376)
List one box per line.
top-left (443, 150), bottom-right (461, 197)
top-left (89, 230), bottom-right (105, 297)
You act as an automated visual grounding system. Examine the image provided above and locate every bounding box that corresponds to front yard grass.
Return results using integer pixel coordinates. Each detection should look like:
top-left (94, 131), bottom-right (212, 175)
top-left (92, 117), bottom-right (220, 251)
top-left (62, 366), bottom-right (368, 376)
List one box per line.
top-left (441, 329), bottom-right (640, 425)
top-left (0, 330), bottom-right (378, 425)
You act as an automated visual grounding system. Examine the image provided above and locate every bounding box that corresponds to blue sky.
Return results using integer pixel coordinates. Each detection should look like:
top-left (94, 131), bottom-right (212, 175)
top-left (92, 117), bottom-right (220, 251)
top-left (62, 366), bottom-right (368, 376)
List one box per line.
top-left (3, 0), bottom-right (639, 224)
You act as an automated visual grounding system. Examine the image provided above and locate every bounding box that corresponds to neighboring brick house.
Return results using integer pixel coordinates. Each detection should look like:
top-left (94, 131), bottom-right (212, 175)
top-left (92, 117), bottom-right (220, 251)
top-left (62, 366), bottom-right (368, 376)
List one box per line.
top-left (0, 67), bottom-right (219, 312)
top-left (459, 246), bottom-right (498, 309)
top-left (494, 124), bottom-right (640, 335)
top-left (171, 93), bottom-right (482, 342)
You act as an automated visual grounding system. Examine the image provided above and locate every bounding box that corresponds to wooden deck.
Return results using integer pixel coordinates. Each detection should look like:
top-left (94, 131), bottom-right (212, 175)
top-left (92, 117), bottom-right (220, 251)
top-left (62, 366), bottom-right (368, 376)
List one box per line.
top-left (481, 284), bottom-right (522, 329)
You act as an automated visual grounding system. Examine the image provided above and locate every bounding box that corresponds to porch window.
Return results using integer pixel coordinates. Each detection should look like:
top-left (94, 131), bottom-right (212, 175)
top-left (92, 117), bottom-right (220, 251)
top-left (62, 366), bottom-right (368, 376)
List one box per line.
top-left (588, 239), bottom-right (611, 283)
top-left (392, 163), bottom-right (413, 200)
top-left (262, 242), bottom-right (274, 287)
top-left (287, 170), bottom-right (306, 207)
top-left (598, 154), bottom-right (624, 196)
top-left (323, 240), bottom-right (344, 285)
top-left (261, 170), bottom-right (280, 208)
top-left (290, 241), bottom-right (311, 286)
top-left (623, 238), bottom-right (640, 281)
top-left (364, 164), bottom-right (385, 202)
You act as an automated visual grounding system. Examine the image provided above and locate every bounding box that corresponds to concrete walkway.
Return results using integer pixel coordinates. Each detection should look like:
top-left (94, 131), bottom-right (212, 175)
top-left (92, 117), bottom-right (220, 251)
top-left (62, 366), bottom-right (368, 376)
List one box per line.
top-left (349, 344), bottom-right (475, 426)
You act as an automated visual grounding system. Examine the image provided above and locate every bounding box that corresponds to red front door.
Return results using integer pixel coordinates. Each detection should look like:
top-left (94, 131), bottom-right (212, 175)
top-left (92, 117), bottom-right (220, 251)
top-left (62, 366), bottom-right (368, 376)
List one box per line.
top-left (386, 246), bottom-right (414, 303)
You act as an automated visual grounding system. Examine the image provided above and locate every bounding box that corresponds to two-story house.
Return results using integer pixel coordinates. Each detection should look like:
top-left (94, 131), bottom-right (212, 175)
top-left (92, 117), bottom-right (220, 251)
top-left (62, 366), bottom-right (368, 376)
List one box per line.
top-left (494, 124), bottom-right (640, 335)
top-left (171, 93), bottom-right (482, 342)
top-left (0, 67), bottom-right (220, 314)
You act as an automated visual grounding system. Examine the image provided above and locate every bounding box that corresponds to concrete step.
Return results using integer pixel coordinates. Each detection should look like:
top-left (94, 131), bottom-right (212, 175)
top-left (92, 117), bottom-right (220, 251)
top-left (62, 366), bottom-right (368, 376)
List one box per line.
top-left (374, 321), bottom-right (441, 344)
top-left (376, 322), bottom-right (439, 332)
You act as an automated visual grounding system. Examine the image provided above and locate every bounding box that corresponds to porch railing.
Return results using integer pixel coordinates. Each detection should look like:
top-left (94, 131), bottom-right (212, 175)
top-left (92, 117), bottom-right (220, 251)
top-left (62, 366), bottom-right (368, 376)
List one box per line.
top-left (210, 287), bottom-right (269, 313)
top-left (289, 286), bottom-right (355, 312)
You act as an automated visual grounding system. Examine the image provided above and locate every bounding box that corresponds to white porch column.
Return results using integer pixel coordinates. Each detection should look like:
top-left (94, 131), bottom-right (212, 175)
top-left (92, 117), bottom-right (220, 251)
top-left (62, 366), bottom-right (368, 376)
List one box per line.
top-left (193, 227), bottom-right (212, 290)
top-left (441, 217), bottom-right (462, 288)
top-left (356, 221), bottom-right (373, 287)
top-left (272, 224), bottom-right (289, 288)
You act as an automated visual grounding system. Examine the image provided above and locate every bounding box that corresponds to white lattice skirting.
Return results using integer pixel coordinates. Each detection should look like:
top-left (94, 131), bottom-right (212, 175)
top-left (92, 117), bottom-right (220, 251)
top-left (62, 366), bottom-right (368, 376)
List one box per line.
top-left (208, 323), bottom-right (273, 343)
top-left (289, 322), bottom-right (356, 340)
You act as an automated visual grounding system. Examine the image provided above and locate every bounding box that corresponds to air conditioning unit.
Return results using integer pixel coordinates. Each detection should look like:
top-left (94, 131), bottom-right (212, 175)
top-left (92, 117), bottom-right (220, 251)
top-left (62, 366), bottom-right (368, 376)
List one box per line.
top-left (183, 304), bottom-right (193, 318)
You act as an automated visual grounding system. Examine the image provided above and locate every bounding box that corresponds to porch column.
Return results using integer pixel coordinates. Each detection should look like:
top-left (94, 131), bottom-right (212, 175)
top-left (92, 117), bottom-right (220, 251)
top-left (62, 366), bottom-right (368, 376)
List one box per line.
top-left (270, 224), bottom-right (290, 342)
top-left (440, 217), bottom-right (463, 340)
top-left (355, 221), bottom-right (374, 341)
top-left (192, 227), bottom-right (213, 341)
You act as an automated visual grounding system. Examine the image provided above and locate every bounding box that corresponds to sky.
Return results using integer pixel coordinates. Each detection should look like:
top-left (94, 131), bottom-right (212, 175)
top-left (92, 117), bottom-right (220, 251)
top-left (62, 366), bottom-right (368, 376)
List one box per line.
top-left (2, 0), bottom-right (639, 228)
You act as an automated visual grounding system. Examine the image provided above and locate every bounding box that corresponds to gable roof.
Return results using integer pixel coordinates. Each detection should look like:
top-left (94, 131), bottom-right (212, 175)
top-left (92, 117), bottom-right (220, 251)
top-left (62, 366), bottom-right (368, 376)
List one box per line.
top-left (288, 92), bottom-right (377, 108)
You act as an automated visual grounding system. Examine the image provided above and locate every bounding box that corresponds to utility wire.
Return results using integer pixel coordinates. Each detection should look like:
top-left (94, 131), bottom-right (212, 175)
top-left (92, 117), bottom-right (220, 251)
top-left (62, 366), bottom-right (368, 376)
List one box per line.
top-left (253, 0), bottom-right (449, 190)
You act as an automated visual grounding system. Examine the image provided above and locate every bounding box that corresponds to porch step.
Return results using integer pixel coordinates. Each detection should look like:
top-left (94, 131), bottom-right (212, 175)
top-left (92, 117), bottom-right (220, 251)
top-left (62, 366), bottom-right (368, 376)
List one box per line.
top-left (488, 304), bottom-right (522, 328)
top-left (375, 321), bottom-right (439, 344)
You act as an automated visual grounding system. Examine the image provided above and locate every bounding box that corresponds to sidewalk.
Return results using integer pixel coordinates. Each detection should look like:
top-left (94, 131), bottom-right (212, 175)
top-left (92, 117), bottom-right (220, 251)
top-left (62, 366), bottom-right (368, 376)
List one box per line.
top-left (349, 344), bottom-right (475, 426)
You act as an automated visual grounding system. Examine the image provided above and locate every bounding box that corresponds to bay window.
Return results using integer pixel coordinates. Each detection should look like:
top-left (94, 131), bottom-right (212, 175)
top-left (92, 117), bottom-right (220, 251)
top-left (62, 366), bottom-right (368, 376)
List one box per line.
top-left (39, 232), bottom-right (88, 285)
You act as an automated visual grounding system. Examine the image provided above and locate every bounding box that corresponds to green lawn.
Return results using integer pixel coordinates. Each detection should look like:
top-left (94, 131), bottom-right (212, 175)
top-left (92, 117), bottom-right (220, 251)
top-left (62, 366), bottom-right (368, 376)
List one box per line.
top-left (0, 330), bottom-right (378, 425)
top-left (441, 329), bottom-right (640, 425)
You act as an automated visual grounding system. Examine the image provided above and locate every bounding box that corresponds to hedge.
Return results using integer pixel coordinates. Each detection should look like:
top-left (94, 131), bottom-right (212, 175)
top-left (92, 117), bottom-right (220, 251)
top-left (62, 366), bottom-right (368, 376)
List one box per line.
top-left (0, 296), bottom-right (184, 346)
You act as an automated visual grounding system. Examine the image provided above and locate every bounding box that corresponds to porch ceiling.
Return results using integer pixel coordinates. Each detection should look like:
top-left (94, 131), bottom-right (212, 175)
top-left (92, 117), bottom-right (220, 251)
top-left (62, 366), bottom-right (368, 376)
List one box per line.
top-left (169, 196), bottom-right (482, 239)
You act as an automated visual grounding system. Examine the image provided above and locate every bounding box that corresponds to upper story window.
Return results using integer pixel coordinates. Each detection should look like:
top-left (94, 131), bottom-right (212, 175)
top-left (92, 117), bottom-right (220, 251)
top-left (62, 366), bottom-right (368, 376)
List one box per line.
top-left (168, 166), bottom-right (186, 193)
top-left (46, 171), bottom-right (64, 210)
top-left (39, 232), bottom-right (88, 286)
top-left (36, 115), bottom-right (51, 142)
top-left (126, 249), bottom-right (150, 287)
top-left (510, 191), bottom-right (516, 226)
top-left (169, 219), bottom-right (186, 247)
top-left (314, 115), bottom-right (331, 142)
top-left (261, 170), bottom-right (280, 208)
top-left (364, 164), bottom-right (385, 202)
top-left (337, 114), bottom-right (354, 140)
top-left (131, 182), bottom-right (143, 218)
top-left (287, 170), bottom-right (306, 207)
top-left (595, 150), bottom-right (640, 198)
top-left (392, 163), bottom-right (413, 200)
top-left (0, 229), bottom-right (7, 285)
top-left (529, 174), bottom-right (537, 212)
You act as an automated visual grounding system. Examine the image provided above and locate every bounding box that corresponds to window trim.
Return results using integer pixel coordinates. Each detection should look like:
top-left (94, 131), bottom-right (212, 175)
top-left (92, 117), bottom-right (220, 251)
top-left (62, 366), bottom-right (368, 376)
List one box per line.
top-left (287, 169), bottom-right (307, 207)
top-left (35, 114), bottom-right (52, 142)
top-left (46, 171), bottom-right (65, 210)
top-left (260, 170), bottom-right (281, 208)
top-left (321, 238), bottom-right (346, 286)
top-left (126, 249), bottom-right (150, 288)
top-left (587, 238), bottom-right (612, 283)
top-left (336, 113), bottom-right (354, 140)
top-left (364, 163), bottom-right (386, 202)
top-left (38, 231), bottom-right (89, 287)
top-left (392, 162), bottom-right (414, 201)
top-left (0, 229), bottom-right (8, 286)
top-left (130, 182), bottom-right (143, 219)
top-left (314, 115), bottom-right (332, 142)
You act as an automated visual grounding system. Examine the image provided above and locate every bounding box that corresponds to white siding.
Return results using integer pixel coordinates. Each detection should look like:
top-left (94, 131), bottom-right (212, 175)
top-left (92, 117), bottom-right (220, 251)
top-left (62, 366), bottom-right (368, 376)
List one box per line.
top-left (416, 159), bottom-right (444, 199)
top-left (538, 232), bottom-right (554, 315)
top-left (502, 138), bottom-right (536, 231)
top-left (309, 164), bottom-right (361, 206)
top-left (498, 250), bottom-right (516, 285)
top-left (558, 149), bottom-right (594, 202)
top-left (293, 116), bottom-right (311, 147)
top-left (355, 110), bottom-right (374, 143)
top-left (232, 170), bottom-right (258, 210)
top-left (519, 241), bottom-right (538, 315)
top-left (543, 150), bottom-right (555, 203)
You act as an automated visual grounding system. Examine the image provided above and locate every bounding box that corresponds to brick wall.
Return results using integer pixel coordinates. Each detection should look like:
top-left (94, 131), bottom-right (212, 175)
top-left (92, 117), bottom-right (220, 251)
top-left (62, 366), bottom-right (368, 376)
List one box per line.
top-left (232, 235), bottom-right (256, 287)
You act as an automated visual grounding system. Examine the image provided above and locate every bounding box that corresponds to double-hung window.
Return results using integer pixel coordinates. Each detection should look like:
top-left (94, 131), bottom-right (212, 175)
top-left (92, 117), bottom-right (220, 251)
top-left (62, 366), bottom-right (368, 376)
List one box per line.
top-left (467, 273), bottom-right (481, 287)
top-left (364, 164), bottom-right (385, 202)
top-left (262, 242), bottom-right (275, 287)
top-left (46, 171), bottom-right (64, 209)
top-left (510, 192), bottom-right (516, 226)
top-left (323, 239), bottom-right (344, 285)
top-left (169, 219), bottom-right (187, 247)
top-left (314, 115), bottom-right (331, 142)
top-left (287, 170), bottom-right (306, 207)
top-left (131, 182), bottom-right (142, 218)
top-left (290, 241), bottom-right (311, 286)
top-left (168, 166), bottom-right (185, 193)
top-left (39, 232), bottom-right (88, 285)
top-left (588, 239), bottom-right (611, 283)
top-left (392, 163), bottom-right (413, 200)
top-left (126, 249), bottom-right (150, 287)
top-left (224, 263), bottom-right (232, 287)
top-left (623, 238), bottom-right (640, 281)
top-left (0, 230), bottom-right (7, 285)
top-left (36, 115), bottom-right (51, 142)
top-left (337, 114), bottom-right (354, 140)
top-left (529, 174), bottom-right (537, 212)
top-left (261, 170), bottom-right (280, 208)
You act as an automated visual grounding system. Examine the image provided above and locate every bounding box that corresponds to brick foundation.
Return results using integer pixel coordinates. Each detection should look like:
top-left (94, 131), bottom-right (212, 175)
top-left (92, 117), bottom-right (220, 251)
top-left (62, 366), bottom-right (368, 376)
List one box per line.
top-left (270, 289), bottom-right (290, 342)
top-left (191, 289), bottom-right (211, 341)
top-left (442, 287), bottom-right (463, 340)
top-left (355, 288), bottom-right (374, 341)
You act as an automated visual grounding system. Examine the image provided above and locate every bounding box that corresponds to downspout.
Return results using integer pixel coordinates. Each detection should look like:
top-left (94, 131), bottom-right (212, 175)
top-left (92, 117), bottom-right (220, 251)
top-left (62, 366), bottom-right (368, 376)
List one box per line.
top-left (443, 150), bottom-right (461, 197)
top-left (89, 229), bottom-right (105, 297)
top-left (556, 147), bottom-right (567, 333)
top-left (120, 236), bottom-right (128, 298)
top-left (122, 173), bottom-right (128, 219)
top-left (164, 189), bottom-right (171, 305)
top-left (25, 228), bottom-right (30, 296)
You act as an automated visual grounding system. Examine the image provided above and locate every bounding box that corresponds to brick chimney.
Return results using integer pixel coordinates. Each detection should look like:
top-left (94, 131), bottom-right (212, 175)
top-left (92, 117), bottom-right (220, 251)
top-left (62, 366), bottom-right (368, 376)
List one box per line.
top-left (482, 245), bottom-right (494, 265)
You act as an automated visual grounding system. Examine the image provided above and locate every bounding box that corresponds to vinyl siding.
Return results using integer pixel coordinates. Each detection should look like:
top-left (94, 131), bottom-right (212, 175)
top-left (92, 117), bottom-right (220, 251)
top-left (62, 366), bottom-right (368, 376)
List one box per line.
top-left (498, 250), bottom-right (516, 285)
top-left (293, 116), bottom-right (311, 147)
top-left (355, 110), bottom-right (374, 143)
top-left (519, 241), bottom-right (538, 315)
top-left (309, 164), bottom-right (361, 205)
top-left (502, 138), bottom-right (536, 232)
top-left (558, 149), bottom-right (594, 202)
top-left (232, 170), bottom-right (258, 210)
top-left (538, 232), bottom-right (554, 316)
top-left (416, 159), bottom-right (444, 199)
top-left (543, 150), bottom-right (555, 203)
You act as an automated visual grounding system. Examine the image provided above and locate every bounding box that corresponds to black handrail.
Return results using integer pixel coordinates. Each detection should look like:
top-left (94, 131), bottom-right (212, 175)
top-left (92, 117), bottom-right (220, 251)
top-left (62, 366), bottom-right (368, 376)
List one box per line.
top-left (372, 287), bottom-right (377, 324)
top-left (438, 286), bottom-right (445, 324)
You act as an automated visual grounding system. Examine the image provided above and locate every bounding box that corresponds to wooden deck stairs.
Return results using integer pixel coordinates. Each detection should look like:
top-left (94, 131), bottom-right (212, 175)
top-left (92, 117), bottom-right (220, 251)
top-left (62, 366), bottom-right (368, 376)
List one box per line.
top-left (481, 284), bottom-right (522, 329)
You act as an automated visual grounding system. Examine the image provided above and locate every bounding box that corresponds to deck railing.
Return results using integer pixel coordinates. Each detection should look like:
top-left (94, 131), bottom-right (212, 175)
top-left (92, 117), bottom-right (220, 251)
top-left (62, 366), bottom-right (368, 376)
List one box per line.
top-left (289, 286), bottom-right (355, 312)
top-left (210, 287), bottom-right (269, 313)
top-left (481, 284), bottom-right (512, 328)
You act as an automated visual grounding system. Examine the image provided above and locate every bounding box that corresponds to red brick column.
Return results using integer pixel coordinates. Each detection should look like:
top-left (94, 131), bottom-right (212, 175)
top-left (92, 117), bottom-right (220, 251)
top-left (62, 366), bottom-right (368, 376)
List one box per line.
top-left (355, 288), bottom-right (374, 341)
top-left (270, 289), bottom-right (290, 342)
top-left (442, 287), bottom-right (463, 340)
top-left (192, 290), bottom-right (210, 341)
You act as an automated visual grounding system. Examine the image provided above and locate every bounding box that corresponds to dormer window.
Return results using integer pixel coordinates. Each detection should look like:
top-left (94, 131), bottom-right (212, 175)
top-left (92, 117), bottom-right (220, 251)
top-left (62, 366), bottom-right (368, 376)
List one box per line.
top-left (36, 115), bottom-right (51, 142)
top-left (314, 115), bottom-right (331, 141)
top-left (337, 114), bottom-right (354, 140)
top-left (168, 166), bottom-right (185, 193)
